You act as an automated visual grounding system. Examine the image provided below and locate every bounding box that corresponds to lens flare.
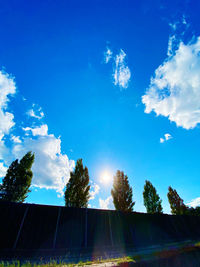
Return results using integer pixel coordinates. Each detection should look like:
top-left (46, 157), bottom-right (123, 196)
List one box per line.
top-left (100, 170), bottom-right (112, 185)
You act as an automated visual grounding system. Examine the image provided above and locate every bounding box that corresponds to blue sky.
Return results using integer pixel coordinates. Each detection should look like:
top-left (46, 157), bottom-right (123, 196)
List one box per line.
top-left (1, 0), bottom-right (200, 213)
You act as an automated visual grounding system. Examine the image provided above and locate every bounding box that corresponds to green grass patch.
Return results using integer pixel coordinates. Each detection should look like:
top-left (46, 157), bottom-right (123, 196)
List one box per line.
top-left (0, 256), bottom-right (136, 267)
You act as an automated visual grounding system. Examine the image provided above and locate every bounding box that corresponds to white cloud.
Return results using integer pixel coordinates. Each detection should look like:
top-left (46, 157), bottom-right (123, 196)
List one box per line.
top-left (23, 124), bottom-right (48, 136)
top-left (182, 15), bottom-right (187, 25)
top-left (169, 22), bottom-right (177, 31)
top-left (160, 133), bottom-right (172, 143)
top-left (103, 47), bottom-right (131, 89)
top-left (0, 139), bottom-right (10, 162)
top-left (113, 49), bottom-right (131, 89)
top-left (99, 195), bottom-right (113, 210)
top-left (142, 36), bottom-right (200, 129)
top-left (0, 69), bottom-right (74, 196)
top-left (0, 162), bottom-right (7, 178)
top-left (27, 106), bottom-right (44, 120)
top-left (164, 133), bottom-right (172, 140)
top-left (0, 71), bottom-right (16, 139)
top-left (12, 134), bottom-right (75, 196)
top-left (169, 16), bottom-right (188, 32)
top-left (187, 197), bottom-right (200, 208)
top-left (104, 47), bottom-right (113, 63)
top-left (167, 35), bottom-right (176, 57)
top-left (89, 183), bottom-right (100, 200)
top-left (11, 135), bottom-right (22, 143)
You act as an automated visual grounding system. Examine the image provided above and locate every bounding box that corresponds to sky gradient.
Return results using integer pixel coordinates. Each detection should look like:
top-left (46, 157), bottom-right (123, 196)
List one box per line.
top-left (1, 0), bottom-right (200, 213)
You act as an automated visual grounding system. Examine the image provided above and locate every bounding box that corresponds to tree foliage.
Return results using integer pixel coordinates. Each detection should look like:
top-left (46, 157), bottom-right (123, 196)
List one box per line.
top-left (111, 170), bottom-right (135, 212)
top-left (64, 159), bottom-right (90, 208)
top-left (185, 206), bottom-right (200, 216)
top-left (0, 152), bottom-right (34, 203)
top-left (167, 186), bottom-right (187, 215)
top-left (143, 180), bottom-right (163, 214)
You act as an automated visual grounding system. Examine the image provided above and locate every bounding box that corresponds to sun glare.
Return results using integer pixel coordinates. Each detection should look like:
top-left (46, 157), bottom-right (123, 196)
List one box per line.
top-left (100, 170), bottom-right (112, 185)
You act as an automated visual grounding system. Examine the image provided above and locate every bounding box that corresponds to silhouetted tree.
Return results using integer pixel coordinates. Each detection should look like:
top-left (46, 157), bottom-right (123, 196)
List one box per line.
top-left (185, 206), bottom-right (200, 216)
top-left (143, 180), bottom-right (163, 214)
top-left (0, 152), bottom-right (34, 202)
top-left (192, 206), bottom-right (200, 216)
top-left (65, 159), bottom-right (90, 208)
top-left (167, 186), bottom-right (187, 215)
top-left (111, 170), bottom-right (135, 212)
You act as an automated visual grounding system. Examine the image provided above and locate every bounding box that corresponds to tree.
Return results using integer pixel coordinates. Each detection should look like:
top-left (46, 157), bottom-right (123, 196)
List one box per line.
top-left (143, 180), bottom-right (163, 214)
top-left (111, 170), bottom-right (135, 212)
top-left (167, 186), bottom-right (187, 215)
top-left (65, 159), bottom-right (90, 208)
top-left (190, 206), bottom-right (200, 216)
top-left (0, 152), bottom-right (34, 202)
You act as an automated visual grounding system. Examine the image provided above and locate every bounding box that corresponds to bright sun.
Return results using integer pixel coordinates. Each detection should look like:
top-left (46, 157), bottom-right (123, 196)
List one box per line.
top-left (100, 170), bottom-right (112, 185)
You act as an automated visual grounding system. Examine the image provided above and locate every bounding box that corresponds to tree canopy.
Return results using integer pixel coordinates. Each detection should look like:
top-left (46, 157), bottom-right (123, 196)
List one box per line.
top-left (64, 158), bottom-right (90, 208)
top-left (143, 180), bottom-right (163, 214)
top-left (0, 152), bottom-right (34, 203)
top-left (167, 186), bottom-right (187, 215)
top-left (111, 170), bottom-right (135, 212)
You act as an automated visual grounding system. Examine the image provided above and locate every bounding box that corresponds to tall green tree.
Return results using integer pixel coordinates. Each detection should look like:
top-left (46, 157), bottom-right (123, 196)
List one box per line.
top-left (65, 159), bottom-right (90, 208)
top-left (0, 152), bottom-right (34, 202)
top-left (143, 180), bottom-right (163, 214)
top-left (167, 186), bottom-right (186, 215)
top-left (111, 170), bottom-right (135, 212)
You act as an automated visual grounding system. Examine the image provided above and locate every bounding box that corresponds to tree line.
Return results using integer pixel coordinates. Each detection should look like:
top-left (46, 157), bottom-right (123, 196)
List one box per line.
top-left (0, 152), bottom-right (199, 216)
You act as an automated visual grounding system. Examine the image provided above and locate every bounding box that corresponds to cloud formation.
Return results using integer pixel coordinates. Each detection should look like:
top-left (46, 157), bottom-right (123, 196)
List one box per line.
top-left (104, 47), bottom-right (113, 63)
top-left (187, 197), bottom-right (200, 208)
top-left (104, 47), bottom-right (131, 89)
top-left (99, 195), bottom-right (113, 210)
top-left (11, 135), bottom-right (22, 143)
top-left (160, 133), bottom-right (172, 143)
top-left (0, 71), bottom-right (16, 140)
top-left (27, 105), bottom-right (44, 120)
top-left (113, 49), bottom-right (131, 89)
top-left (142, 36), bottom-right (200, 129)
top-left (89, 183), bottom-right (100, 200)
top-left (0, 69), bottom-right (74, 195)
top-left (23, 124), bottom-right (48, 136)
top-left (0, 162), bottom-right (7, 177)
top-left (12, 133), bottom-right (75, 195)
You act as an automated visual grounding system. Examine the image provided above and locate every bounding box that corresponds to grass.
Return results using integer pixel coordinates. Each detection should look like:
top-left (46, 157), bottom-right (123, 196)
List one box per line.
top-left (0, 256), bottom-right (136, 267)
top-left (1, 241), bottom-right (199, 267)
top-left (0, 262), bottom-right (63, 267)
top-left (77, 256), bottom-right (135, 265)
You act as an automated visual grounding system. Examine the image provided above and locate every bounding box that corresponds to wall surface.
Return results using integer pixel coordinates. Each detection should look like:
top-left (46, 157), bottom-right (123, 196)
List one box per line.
top-left (1, 201), bottom-right (200, 260)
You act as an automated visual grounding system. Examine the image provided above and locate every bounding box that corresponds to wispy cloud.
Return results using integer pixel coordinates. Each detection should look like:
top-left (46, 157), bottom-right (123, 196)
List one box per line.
top-left (169, 22), bottom-right (177, 31)
top-left (168, 15), bottom-right (188, 33)
top-left (89, 183), bottom-right (100, 200)
top-left (104, 47), bottom-right (131, 90)
top-left (160, 133), bottom-right (173, 143)
top-left (27, 105), bottom-right (44, 120)
top-left (99, 195), bottom-right (113, 210)
top-left (104, 47), bottom-right (113, 63)
top-left (187, 197), bottom-right (200, 208)
top-left (113, 49), bottom-right (131, 89)
top-left (167, 35), bottom-right (176, 57)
